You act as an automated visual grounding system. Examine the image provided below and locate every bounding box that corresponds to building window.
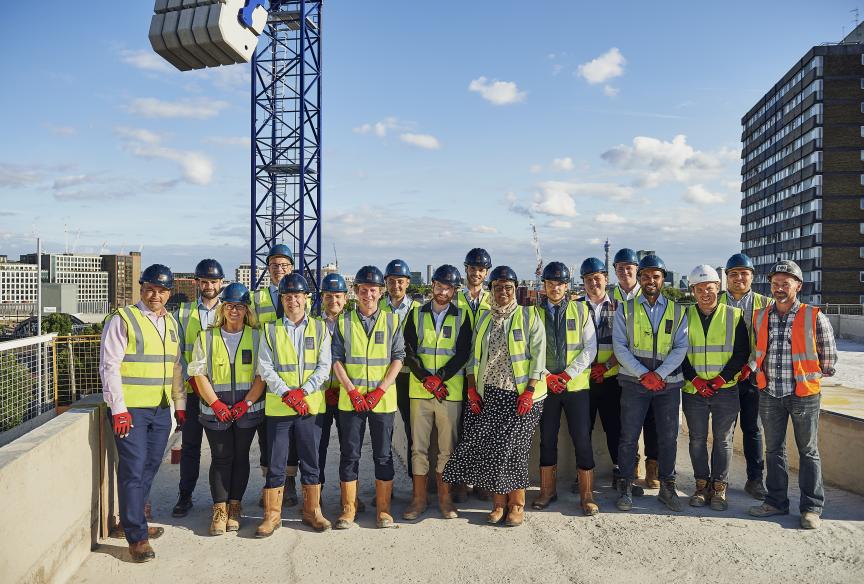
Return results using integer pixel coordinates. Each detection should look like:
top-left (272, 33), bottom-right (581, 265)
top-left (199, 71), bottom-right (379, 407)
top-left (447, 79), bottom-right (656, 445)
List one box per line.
top-left (860, 247), bottom-right (864, 259)
top-left (861, 272), bottom-right (864, 283)
top-left (860, 223), bottom-right (864, 234)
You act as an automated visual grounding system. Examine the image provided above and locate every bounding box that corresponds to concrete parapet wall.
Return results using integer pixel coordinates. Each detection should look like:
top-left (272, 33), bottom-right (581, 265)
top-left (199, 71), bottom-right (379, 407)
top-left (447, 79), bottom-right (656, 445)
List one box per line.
top-left (827, 313), bottom-right (864, 341)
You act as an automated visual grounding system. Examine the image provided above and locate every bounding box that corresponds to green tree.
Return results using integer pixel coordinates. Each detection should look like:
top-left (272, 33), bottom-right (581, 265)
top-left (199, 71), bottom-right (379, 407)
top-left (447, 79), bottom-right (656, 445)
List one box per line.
top-left (0, 352), bottom-right (34, 432)
top-left (41, 313), bottom-right (73, 335)
top-left (661, 286), bottom-right (695, 305)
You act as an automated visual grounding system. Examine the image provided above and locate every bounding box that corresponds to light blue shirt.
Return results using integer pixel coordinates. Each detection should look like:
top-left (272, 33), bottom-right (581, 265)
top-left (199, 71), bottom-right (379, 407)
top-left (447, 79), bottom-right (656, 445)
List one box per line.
top-left (268, 284), bottom-right (279, 313)
top-left (612, 293), bottom-right (689, 380)
top-left (257, 314), bottom-right (332, 397)
top-left (386, 294), bottom-right (414, 324)
top-left (196, 296), bottom-right (220, 330)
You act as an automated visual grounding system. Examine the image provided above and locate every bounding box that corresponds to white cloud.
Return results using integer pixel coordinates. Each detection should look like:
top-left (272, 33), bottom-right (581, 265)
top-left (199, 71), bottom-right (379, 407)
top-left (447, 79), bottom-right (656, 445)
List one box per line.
top-left (587, 237), bottom-right (603, 245)
top-left (0, 163), bottom-right (45, 188)
top-left (114, 127), bottom-right (213, 185)
top-left (399, 133), bottom-right (441, 150)
top-left (603, 85), bottom-right (620, 97)
top-left (472, 225), bottom-right (498, 234)
top-left (684, 184), bottom-right (726, 205)
top-left (577, 47), bottom-right (625, 85)
top-left (506, 191), bottom-right (533, 218)
top-left (548, 220), bottom-right (572, 229)
top-left (468, 76), bottom-right (527, 105)
top-left (120, 49), bottom-right (174, 73)
top-left (551, 157), bottom-right (575, 171)
top-left (536, 181), bottom-right (635, 202)
top-left (529, 164), bottom-right (543, 174)
top-left (532, 189), bottom-right (578, 217)
top-left (52, 175), bottom-right (93, 190)
top-left (115, 126), bottom-right (161, 144)
top-left (203, 136), bottom-right (251, 148)
top-left (595, 212), bottom-right (628, 224)
top-left (353, 117), bottom-right (406, 137)
top-left (127, 97), bottom-right (228, 120)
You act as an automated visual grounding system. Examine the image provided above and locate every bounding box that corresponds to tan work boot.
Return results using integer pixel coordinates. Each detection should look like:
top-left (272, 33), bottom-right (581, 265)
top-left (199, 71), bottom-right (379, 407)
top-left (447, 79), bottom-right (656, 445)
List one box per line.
top-left (402, 474), bottom-right (428, 520)
top-left (335, 481), bottom-right (358, 529)
top-left (487, 493), bottom-right (507, 524)
top-left (255, 487), bottom-right (284, 538)
top-left (436, 473), bottom-right (458, 519)
top-left (577, 468), bottom-right (599, 516)
top-left (226, 500), bottom-right (241, 532)
top-left (689, 479), bottom-right (713, 507)
top-left (644, 459), bottom-right (660, 489)
top-left (209, 502), bottom-right (228, 536)
top-left (505, 489), bottom-right (526, 527)
top-left (375, 479), bottom-right (395, 528)
top-left (710, 481), bottom-right (728, 511)
top-left (301, 484), bottom-right (332, 531)
top-left (532, 465), bottom-right (558, 510)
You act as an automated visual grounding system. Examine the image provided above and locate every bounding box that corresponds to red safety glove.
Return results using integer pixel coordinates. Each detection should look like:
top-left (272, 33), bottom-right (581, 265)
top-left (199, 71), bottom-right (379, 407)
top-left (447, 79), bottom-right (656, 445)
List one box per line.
top-left (551, 371), bottom-right (571, 393)
top-left (210, 400), bottom-right (233, 423)
top-left (230, 400), bottom-right (250, 420)
top-left (516, 389), bottom-right (535, 416)
top-left (423, 375), bottom-right (443, 393)
top-left (112, 412), bottom-right (132, 438)
top-left (640, 372), bottom-right (665, 392)
top-left (692, 377), bottom-right (714, 398)
top-left (365, 387), bottom-right (386, 410)
top-left (347, 389), bottom-right (369, 412)
top-left (282, 389), bottom-right (309, 416)
top-left (466, 386), bottom-right (483, 414)
top-left (431, 383), bottom-right (449, 402)
top-left (325, 387), bottom-right (339, 407)
top-left (708, 375), bottom-right (727, 391)
top-left (590, 363), bottom-right (607, 383)
top-left (173, 409), bottom-right (186, 431)
top-left (740, 364), bottom-right (752, 381)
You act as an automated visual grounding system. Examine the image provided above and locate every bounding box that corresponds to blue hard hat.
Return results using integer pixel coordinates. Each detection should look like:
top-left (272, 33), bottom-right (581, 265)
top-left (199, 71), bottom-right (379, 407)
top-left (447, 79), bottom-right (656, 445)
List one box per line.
top-left (487, 265), bottom-right (518, 288)
top-left (580, 257), bottom-right (607, 277)
top-left (384, 259), bottom-right (411, 279)
top-left (221, 282), bottom-right (251, 304)
top-left (355, 266), bottom-right (385, 287)
top-left (637, 254), bottom-right (667, 276)
top-left (139, 264), bottom-right (174, 290)
top-left (266, 244), bottom-right (294, 265)
top-left (320, 273), bottom-right (348, 293)
top-left (195, 258), bottom-right (224, 280)
top-left (432, 264), bottom-right (462, 287)
top-left (726, 253), bottom-right (755, 272)
top-left (278, 273), bottom-right (309, 294)
top-left (542, 261), bottom-right (570, 283)
top-left (464, 248), bottom-right (492, 269)
top-left (613, 248), bottom-right (639, 266)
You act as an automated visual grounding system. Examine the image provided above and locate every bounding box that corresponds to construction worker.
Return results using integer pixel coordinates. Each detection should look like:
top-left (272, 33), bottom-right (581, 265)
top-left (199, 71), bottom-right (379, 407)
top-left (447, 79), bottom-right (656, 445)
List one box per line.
top-left (456, 248), bottom-right (492, 329)
top-left (579, 258), bottom-right (644, 498)
top-left (443, 266), bottom-right (546, 528)
top-left (719, 252), bottom-right (773, 500)
top-left (171, 258), bottom-right (223, 518)
top-left (612, 247), bottom-right (660, 489)
top-left (186, 283), bottom-right (265, 535)
top-left (402, 264), bottom-right (472, 520)
top-left (747, 260), bottom-right (837, 530)
top-left (532, 262), bottom-right (599, 516)
top-left (680, 265), bottom-right (749, 512)
top-left (379, 259), bottom-right (417, 477)
top-left (613, 254), bottom-right (688, 513)
top-left (332, 266), bottom-right (405, 529)
top-left (255, 273), bottom-right (332, 536)
top-left (99, 264), bottom-right (181, 562)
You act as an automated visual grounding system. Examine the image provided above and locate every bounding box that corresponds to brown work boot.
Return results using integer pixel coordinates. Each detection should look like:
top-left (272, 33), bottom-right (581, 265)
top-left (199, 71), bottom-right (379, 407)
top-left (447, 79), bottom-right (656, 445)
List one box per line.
top-left (402, 474), bottom-right (428, 520)
top-left (335, 481), bottom-right (358, 529)
top-left (710, 481), bottom-right (728, 511)
top-left (255, 487), bottom-right (284, 538)
top-left (301, 484), bottom-right (331, 531)
top-left (284, 470), bottom-right (299, 507)
top-left (209, 502), bottom-right (228, 536)
top-left (128, 540), bottom-right (155, 563)
top-left (532, 465), bottom-right (558, 510)
top-left (644, 459), bottom-right (660, 489)
top-left (436, 473), bottom-right (458, 519)
top-left (578, 468), bottom-right (599, 516)
top-left (226, 500), bottom-right (241, 532)
top-left (487, 493), bottom-right (507, 524)
top-left (505, 489), bottom-right (526, 527)
top-left (375, 479), bottom-right (395, 528)
top-left (689, 479), bottom-right (713, 507)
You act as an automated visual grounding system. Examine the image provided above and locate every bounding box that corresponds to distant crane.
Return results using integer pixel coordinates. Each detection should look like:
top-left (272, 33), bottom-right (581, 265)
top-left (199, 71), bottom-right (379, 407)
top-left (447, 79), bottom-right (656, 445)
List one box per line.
top-left (332, 242), bottom-right (339, 272)
top-left (530, 222), bottom-right (543, 295)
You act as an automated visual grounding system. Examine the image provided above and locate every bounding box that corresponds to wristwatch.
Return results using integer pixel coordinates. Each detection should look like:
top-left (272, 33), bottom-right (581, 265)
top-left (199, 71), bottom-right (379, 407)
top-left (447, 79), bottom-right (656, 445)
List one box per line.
top-left (245, 400), bottom-right (254, 407)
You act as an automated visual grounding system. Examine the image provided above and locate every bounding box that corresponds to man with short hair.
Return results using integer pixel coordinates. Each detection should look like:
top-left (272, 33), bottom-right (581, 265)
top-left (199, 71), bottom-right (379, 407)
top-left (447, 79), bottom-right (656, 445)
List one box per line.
top-left (456, 248), bottom-right (493, 329)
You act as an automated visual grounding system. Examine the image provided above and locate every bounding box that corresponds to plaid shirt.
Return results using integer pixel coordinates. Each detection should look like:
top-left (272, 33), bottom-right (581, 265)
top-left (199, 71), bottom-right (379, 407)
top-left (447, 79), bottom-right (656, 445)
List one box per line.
top-left (762, 300), bottom-right (838, 398)
top-left (581, 295), bottom-right (616, 365)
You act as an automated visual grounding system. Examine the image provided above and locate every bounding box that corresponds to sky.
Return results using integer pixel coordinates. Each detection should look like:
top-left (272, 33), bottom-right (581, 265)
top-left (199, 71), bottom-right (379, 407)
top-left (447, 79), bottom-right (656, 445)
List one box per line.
top-left (0, 0), bottom-right (859, 282)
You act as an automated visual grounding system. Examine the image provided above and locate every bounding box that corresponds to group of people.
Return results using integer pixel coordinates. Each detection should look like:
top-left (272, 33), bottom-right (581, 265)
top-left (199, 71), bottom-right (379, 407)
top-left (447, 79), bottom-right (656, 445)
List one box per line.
top-left (99, 244), bottom-right (837, 563)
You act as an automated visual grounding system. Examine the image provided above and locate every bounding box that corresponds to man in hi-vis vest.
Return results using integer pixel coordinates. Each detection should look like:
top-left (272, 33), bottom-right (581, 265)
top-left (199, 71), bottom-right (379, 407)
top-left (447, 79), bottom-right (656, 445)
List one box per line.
top-left (746, 260), bottom-right (836, 530)
top-left (99, 264), bottom-right (182, 562)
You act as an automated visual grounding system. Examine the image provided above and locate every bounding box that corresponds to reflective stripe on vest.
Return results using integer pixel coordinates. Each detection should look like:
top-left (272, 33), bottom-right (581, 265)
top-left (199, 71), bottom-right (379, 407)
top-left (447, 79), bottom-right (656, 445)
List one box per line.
top-left (408, 305), bottom-right (465, 400)
top-left (613, 286), bottom-right (641, 303)
top-left (456, 289), bottom-right (491, 330)
top-left (199, 326), bottom-right (264, 416)
top-left (588, 298), bottom-right (619, 378)
top-left (253, 288), bottom-right (278, 324)
top-left (264, 319), bottom-right (327, 416)
top-left (719, 291), bottom-right (770, 333)
top-left (338, 310), bottom-right (398, 413)
top-left (753, 304), bottom-right (822, 396)
top-left (622, 298), bottom-right (684, 383)
top-left (117, 305), bottom-right (179, 408)
top-left (683, 305), bottom-right (742, 394)
top-left (378, 296), bottom-right (415, 332)
top-left (538, 301), bottom-right (591, 391)
top-left (176, 301), bottom-right (204, 394)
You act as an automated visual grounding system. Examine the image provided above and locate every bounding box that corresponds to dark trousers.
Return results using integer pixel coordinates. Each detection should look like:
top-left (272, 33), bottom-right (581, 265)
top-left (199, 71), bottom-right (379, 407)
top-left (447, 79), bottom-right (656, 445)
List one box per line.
top-left (265, 414), bottom-right (324, 487)
top-left (760, 392), bottom-right (824, 514)
top-left (589, 375), bottom-right (622, 466)
top-left (318, 404), bottom-right (341, 485)
top-left (338, 410), bottom-right (395, 482)
top-left (682, 389), bottom-right (740, 482)
top-left (643, 402), bottom-right (659, 461)
top-left (112, 406), bottom-right (171, 544)
top-left (256, 418), bottom-right (268, 468)
top-left (618, 380), bottom-right (680, 482)
top-left (395, 373), bottom-right (412, 476)
top-left (738, 381), bottom-right (764, 481)
top-left (178, 393), bottom-right (203, 496)
top-left (204, 424), bottom-right (258, 503)
top-left (539, 389), bottom-right (595, 470)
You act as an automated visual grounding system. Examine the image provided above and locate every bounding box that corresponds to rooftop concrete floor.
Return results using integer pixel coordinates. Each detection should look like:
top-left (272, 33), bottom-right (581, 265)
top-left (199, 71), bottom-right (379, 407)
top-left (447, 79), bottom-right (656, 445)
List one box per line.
top-left (71, 420), bottom-right (864, 584)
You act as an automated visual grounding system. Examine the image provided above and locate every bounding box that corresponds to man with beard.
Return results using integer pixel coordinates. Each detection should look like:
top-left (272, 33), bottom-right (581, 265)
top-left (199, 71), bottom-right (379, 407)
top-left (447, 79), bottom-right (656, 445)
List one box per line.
top-left (456, 248), bottom-right (493, 329)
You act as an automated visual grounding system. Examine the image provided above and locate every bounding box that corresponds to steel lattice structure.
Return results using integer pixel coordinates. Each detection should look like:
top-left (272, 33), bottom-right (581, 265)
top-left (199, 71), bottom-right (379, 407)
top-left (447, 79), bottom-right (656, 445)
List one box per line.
top-left (251, 0), bottom-right (322, 298)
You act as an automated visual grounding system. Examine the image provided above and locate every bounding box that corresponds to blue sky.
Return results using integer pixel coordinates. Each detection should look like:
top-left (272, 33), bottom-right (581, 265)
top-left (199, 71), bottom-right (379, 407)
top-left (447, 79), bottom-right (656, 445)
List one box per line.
top-left (0, 0), bottom-right (858, 281)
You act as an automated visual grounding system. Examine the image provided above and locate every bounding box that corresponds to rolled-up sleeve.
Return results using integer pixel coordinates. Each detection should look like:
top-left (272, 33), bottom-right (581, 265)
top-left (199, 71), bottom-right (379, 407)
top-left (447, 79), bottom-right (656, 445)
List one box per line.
top-left (301, 329), bottom-right (332, 395)
top-left (528, 310), bottom-right (546, 381)
top-left (816, 311), bottom-right (838, 374)
top-left (187, 334), bottom-right (208, 377)
top-left (100, 314), bottom-right (128, 414)
top-left (257, 330), bottom-right (290, 397)
top-left (655, 312), bottom-right (689, 380)
top-left (613, 304), bottom-right (649, 378)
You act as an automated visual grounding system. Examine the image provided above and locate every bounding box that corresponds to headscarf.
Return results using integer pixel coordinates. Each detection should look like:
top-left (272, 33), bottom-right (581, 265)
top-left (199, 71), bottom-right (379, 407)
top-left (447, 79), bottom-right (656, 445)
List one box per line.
top-left (489, 288), bottom-right (518, 324)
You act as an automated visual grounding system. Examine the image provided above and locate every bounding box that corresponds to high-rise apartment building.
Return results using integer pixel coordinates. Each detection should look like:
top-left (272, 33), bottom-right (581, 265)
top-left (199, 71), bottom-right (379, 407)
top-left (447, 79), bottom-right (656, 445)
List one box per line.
top-left (20, 253), bottom-right (109, 313)
top-left (235, 263), bottom-right (266, 290)
top-left (101, 252), bottom-right (141, 310)
top-left (0, 257), bottom-right (39, 316)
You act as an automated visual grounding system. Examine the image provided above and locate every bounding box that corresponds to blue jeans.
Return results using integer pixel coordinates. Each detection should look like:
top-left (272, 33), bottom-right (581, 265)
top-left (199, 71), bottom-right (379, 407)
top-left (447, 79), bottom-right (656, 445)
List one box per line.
top-left (617, 380), bottom-right (680, 482)
top-left (682, 388), bottom-right (740, 482)
top-left (338, 410), bottom-right (395, 482)
top-left (178, 393), bottom-right (203, 496)
top-left (265, 414), bottom-right (324, 487)
top-left (759, 392), bottom-right (824, 514)
top-left (738, 381), bottom-right (764, 481)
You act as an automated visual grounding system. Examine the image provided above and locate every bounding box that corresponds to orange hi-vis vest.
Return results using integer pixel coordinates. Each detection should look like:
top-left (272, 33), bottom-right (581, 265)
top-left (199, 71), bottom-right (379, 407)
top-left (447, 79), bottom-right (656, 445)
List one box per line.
top-left (752, 303), bottom-right (822, 396)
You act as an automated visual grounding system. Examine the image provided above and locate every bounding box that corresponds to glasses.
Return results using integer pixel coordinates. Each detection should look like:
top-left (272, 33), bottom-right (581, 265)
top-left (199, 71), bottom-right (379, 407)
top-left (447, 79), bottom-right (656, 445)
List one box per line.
top-left (225, 304), bottom-right (247, 312)
top-left (492, 285), bottom-right (516, 293)
top-left (269, 262), bottom-right (292, 271)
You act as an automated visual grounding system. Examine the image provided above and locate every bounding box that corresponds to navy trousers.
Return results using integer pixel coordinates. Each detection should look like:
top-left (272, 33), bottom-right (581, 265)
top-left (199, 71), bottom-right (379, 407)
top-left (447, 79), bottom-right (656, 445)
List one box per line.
top-left (318, 404), bottom-right (341, 485)
top-left (617, 379), bottom-right (681, 482)
top-left (539, 389), bottom-right (595, 470)
top-left (178, 393), bottom-right (203, 496)
top-left (265, 414), bottom-right (324, 488)
top-left (395, 373), bottom-right (413, 476)
top-left (338, 410), bottom-right (395, 482)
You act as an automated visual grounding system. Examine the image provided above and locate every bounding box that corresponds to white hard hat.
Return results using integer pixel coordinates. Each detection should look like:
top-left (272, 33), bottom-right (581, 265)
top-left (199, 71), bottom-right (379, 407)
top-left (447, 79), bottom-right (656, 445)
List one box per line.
top-left (689, 264), bottom-right (721, 287)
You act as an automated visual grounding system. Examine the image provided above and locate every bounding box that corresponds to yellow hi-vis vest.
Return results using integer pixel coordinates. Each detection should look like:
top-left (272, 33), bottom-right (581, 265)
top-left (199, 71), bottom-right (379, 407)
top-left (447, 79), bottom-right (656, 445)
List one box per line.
top-left (116, 305), bottom-right (179, 408)
top-left (473, 306), bottom-right (547, 400)
top-left (175, 301), bottom-right (206, 394)
top-left (588, 298), bottom-right (620, 378)
top-left (456, 288), bottom-right (491, 330)
top-left (253, 287), bottom-right (279, 324)
top-left (198, 326), bottom-right (264, 415)
top-left (264, 318), bottom-right (327, 416)
top-left (613, 285), bottom-right (641, 303)
top-left (538, 301), bottom-right (592, 391)
top-left (408, 304), bottom-right (466, 401)
top-left (719, 290), bottom-right (771, 333)
top-left (338, 309), bottom-right (399, 413)
top-left (621, 298), bottom-right (685, 384)
top-left (683, 305), bottom-right (742, 394)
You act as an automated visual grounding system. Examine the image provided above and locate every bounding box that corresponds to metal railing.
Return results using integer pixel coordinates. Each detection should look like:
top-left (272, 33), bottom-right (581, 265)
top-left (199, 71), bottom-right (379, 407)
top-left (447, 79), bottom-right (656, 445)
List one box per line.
top-left (0, 334), bottom-right (57, 433)
top-left (53, 335), bottom-right (102, 406)
top-left (820, 304), bottom-right (863, 316)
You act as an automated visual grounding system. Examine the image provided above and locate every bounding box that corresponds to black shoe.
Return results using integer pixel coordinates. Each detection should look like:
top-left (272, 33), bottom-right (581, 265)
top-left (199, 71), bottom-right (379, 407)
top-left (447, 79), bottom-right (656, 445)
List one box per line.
top-left (172, 493), bottom-right (193, 517)
top-left (745, 479), bottom-right (767, 501)
top-left (613, 470), bottom-right (644, 497)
